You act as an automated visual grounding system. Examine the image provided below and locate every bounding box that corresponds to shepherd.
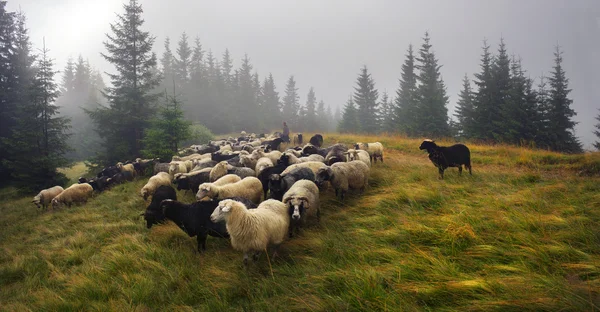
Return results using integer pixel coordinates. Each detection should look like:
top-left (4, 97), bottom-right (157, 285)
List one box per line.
top-left (282, 122), bottom-right (290, 143)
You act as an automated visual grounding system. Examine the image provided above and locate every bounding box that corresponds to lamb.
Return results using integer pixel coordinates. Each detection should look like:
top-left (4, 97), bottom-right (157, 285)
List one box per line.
top-left (142, 185), bottom-right (177, 229)
top-left (173, 168), bottom-right (212, 193)
top-left (210, 161), bottom-right (229, 182)
top-left (315, 160), bottom-right (370, 200)
top-left (141, 172), bottom-right (172, 200)
top-left (196, 176), bottom-right (263, 204)
top-left (345, 149), bottom-right (371, 167)
top-left (268, 167), bottom-right (316, 201)
top-left (281, 161), bottom-right (327, 177)
top-left (157, 197), bottom-right (258, 252)
top-left (282, 180), bottom-right (320, 238)
top-left (354, 142), bottom-right (384, 163)
top-left (255, 157), bottom-right (274, 176)
top-left (51, 183), bottom-right (94, 208)
top-left (32, 186), bottom-right (64, 210)
top-left (309, 134), bottom-right (324, 147)
top-left (211, 198), bottom-right (290, 265)
top-left (324, 143), bottom-right (349, 165)
top-left (419, 139), bottom-right (472, 179)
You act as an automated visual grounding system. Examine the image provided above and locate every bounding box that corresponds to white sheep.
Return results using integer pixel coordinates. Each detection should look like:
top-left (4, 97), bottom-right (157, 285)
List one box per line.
top-left (196, 176), bottom-right (263, 204)
top-left (219, 144), bottom-right (233, 153)
top-left (51, 183), bottom-right (93, 208)
top-left (209, 161), bottom-right (229, 182)
top-left (211, 198), bottom-right (290, 265)
top-left (251, 149), bottom-right (282, 165)
top-left (315, 160), bottom-right (370, 200)
top-left (117, 162), bottom-right (136, 177)
top-left (140, 172), bottom-right (172, 200)
top-left (255, 157), bottom-right (274, 176)
top-left (172, 153), bottom-right (211, 162)
top-left (32, 186), bottom-right (64, 210)
top-left (282, 180), bottom-right (320, 237)
top-left (169, 161), bottom-right (189, 178)
top-left (285, 149), bottom-right (303, 157)
top-left (355, 142), bottom-right (384, 163)
top-left (299, 154), bottom-right (325, 163)
top-left (345, 149), bottom-right (371, 167)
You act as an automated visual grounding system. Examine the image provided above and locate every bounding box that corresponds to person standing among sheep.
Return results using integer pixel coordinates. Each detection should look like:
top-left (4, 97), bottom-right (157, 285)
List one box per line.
top-left (282, 122), bottom-right (290, 143)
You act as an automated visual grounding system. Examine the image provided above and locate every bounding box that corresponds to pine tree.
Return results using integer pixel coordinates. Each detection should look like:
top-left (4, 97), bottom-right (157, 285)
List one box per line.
top-left (353, 65), bottom-right (379, 134)
top-left (174, 32), bottom-right (191, 88)
top-left (303, 87), bottom-right (317, 131)
top-left (535, 76), bottom-right (552, 149)
top-left (142, 90), bottom-right (191, 160)
top-left (454, 74), bottom-right (474, 138)
top-left (0, 1), bottom-right (16, 183)
top-left (282, 75), bottom-right (300, 128)
top-left (221, 48), bottom-right (234, 87)
top-left (5, 41), bottom-right (71, 189)
top-left (414, 32), bottom-right (448, 137)
top-left (546, 46), bottom-right (582, 153)
top-left (378, 91), bottom-right (395, 133)
top-left (490, 38), bottom-right (511, 141)
top-left (594, 109), bottom-right (600, 150)
top-left (88, 0), bottom-right (160, 164)
top-left (61, 57), bottom-right (75, 94)
top-left (471, 40), bottom-right (495, 141)
top-left (338, 96), bottom-right (359, 133)
top-left (160, 37), bottom-right (175, 89)
top-left (260, 73), bottom-right (281, 132)
top-left (234, 54), bottom-right (258, 131)
top-left (316, 99), bottom-right (326, 131)
top-left (394, 44), bottom-right (418, 136)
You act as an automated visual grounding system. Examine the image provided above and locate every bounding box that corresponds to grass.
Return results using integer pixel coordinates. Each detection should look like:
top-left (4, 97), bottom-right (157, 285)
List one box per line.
top-left (1, 133), bottom-right (600, 311)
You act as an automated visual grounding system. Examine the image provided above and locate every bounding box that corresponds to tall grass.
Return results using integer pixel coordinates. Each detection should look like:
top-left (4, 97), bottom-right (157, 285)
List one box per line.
top-left (1, 134), bottom-right (599, 311)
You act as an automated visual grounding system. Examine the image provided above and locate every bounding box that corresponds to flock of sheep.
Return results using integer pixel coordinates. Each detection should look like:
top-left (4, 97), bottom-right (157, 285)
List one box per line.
top-left (32, 132), bottom-right (387, 265)
top-left (32, 132), bottom-right (474, 265)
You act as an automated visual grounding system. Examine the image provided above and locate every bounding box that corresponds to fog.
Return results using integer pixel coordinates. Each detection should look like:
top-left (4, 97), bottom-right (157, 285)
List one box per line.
top-left (8, 0), bottom-right (600, 148)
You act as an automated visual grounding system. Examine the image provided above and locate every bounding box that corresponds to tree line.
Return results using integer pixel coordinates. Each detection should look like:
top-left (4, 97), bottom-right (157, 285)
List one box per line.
top-left (339, 33), bottom-right (585, 154)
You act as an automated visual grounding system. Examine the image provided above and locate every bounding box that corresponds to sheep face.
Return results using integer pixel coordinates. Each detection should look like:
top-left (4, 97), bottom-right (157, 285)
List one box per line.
top-left (141, 188), bottom-right (149, 201)
top-left (419, 140), bottom-right (438, 152)
top-left (51, 198), bottom-right (62, 209)
top-left (287, 197), bottom-right (307, 222)
top-left (32, 195), bottom-right (41, 208)
top-left (315, 167), bottom-right (333, 188)
top-left (268, 174), bottom-right (283, 194)
top-left (210, 199), bottom-right (235, 222)
top-left (196, 184), bottom-right (212, 201)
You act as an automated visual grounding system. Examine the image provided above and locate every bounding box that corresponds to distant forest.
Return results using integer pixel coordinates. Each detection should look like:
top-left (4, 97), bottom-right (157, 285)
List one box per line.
top-left (1, 0), bottom-right (598, 189)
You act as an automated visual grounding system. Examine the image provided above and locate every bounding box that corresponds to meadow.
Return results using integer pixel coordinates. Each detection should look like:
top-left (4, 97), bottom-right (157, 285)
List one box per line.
top-left (1, 134), bottom-right (599, 311)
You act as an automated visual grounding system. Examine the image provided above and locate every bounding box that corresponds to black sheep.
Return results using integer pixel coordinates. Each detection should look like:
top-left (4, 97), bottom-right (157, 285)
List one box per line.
top-left (325, 144), bottom-right (349, 165)
top-left (97, 166), bottom-right (119, 178)
top-left (419, 139), bottom-right (472, 179)
top-left (301, 145), bottom-right (328, 157)
top-left (268, 167), bottom-right (315, 201)
top-left (263, 137), bottom-right (284, 152)
top-left (211, 151), bottom-right (237, 162)
top-left (257, 159), bottom-right (290, 199)
top-left (196, 144), bottom-right (218, 155)
top-left (106, 171), bottom-right (134, 186)
top-left (142, 185), bottom-right (177, 229)
top-left (293, 133), bottom-right (303, 146)
top-left (309, 134), bottom-right (324, 147)
top-left (173, 170), bottom-right (211, 193)
top-left (157, 197), bottom-right (258, 252)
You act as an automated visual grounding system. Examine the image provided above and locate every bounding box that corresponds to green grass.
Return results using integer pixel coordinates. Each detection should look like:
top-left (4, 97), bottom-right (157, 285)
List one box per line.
top-left (1, 134), bottom-right (599, 311)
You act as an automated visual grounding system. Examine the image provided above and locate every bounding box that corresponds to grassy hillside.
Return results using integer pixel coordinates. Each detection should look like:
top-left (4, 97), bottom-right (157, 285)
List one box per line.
top-left (1, 134), bottom-right (599, 311)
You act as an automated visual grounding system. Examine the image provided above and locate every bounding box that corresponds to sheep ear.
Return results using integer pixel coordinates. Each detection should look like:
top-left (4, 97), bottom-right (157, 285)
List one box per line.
top-left (221, 205), bottom-right (231, 212)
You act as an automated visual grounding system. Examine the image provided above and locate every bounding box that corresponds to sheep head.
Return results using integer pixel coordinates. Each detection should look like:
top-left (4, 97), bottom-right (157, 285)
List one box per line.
top-left (315, 167), bottom-right (334, 188)
top-left (141, 188), bottom-right (149, 201)
top-left (196, 184), bottom-right (212, 201)
top-left (211, 199), bottom-right (236, 222)
top-left (419, 140), bottom-right (438, 152)
top-left (287, 197), bottom-right (308, 222)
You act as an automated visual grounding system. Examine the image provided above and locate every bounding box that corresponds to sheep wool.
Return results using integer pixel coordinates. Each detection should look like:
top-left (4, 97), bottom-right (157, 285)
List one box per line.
top-left (282, 180), bottom-right (320, 236)
top-left (197, 176), bottom-right (263, 204)
top-left (51, 183), bottom-right (93, 208)
top-left (32, 186), bottom-right (64, 210)
top-left (281, 161), bottom-right (327, 176)
top-left (209, 161), bottom-right (229, 182)
top-left (211, 199), bottom-right (289, 258)
top-left (355, 142), bottom-right (384, 163)
top-left (346, 149), bottom-right (371, 167)
top-left (316, 160), bottom-right (370, 200)
top-left (141, 172), bottom-right (172, 200)
top-left (255, 157), bottom-right (274, 176)
top-left (213, 174), bottom-right (242, 186)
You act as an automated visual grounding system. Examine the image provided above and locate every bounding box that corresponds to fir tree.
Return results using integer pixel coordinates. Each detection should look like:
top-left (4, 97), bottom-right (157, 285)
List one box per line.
top-left (378, 90), bottom-right (395, 133)
top-left (414, 32), bottom-right (448, 137)
top-left (282, 75), bottom-right (300, 128)
top-left (471, 40), bottom-right (495, 141)
top-left (338, 96), bottom-right (359, 133)
top-left (535, 76), bottom-right (552, 149)
top-left (454, 74), bottom-right (474, 138)
top-left (594, 109), bottom-right (600, 150)
top-left (490, 38), bottom-right (511, 141)
top-left (5, 41), bottom-right (71, 189)
top-left (353, 65), bottom-right (379, 133)
top-left (261, 73), bottom-right (281, 132)
top-left (394, 44), bottom-right (418, 136)
top-left (61, 57), bottom-right (75, 94)
top-left (326, 104), bottom-right (334, 131)
top-left (0, 1), bottom-right (16, 183)
top-left (88, 0), bottom-right (160, 164)
top-left (174, 32), bottom-right (191, 87)
top-left (546, 46), bottom-right (581, 153)
top-left (221, 48), bottom-right (234, 87)
top-left (234, 54), bottom-right (258, 131)
top-left (142, 90), bottom-right (191, 160)
top-left (316, 99), bottom-right (326, 131)
top-left (160, 37), bottom-right (175, 89)
top-left (334, 105), bottom-right (341, 126)
top-left (303, 87), bottom-right (317, 131)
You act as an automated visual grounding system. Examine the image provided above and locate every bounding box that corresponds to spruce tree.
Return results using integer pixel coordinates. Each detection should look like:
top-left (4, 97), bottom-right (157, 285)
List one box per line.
top-left (378, 91), bottom-right (395, 133)
top-left (88, 0), bottom-right (160, 164)
top-left (261, 73), bottom-right (281, 132)
top-left (5, 41), bottom-right (71, 189)
top-left (454, 74), bottom-right (474, 138)
top-left (394, 44), bottom-right (418, 136)
top-left (282, 75), bottom-right (300, 128)
top-left (0, 1), bottom-right (16, 183)
top-left (326, 104), bottom-right (334, 131)
top-left (61, 57), bottom-right (75, 94)
top-left (160, 37), bottom-right (175, 90)
top-left (490, 38), bottom-right (511, 141)
top-left (234, 54), bottom-right (258, 131)
top-left (316, 99), bottom-right (326, 131)
top-left (338, 96), bottom-right (359, 133)
top-left (174, 32), bottom-right (191, 87)
top-left (535, 76), bottom-right (552, 149)
top-left (142, 91), bottom-right (191, 160)
top-left (304, 87), bottom-right (317, 131)
top-left (353, 65), bottom-right (379, 133)
top-left (414, 32), bottom-right (448, 137)
top-left (221, 49), bottom-right (234, 87)
top-left (594, 109), bottom-right (600, 150)
top-left (334, 105), bottom-right (341, 128)
top-left (546, 46), bottom-right (582, 153)
top-left (471, 40), bottom-right (495, 141)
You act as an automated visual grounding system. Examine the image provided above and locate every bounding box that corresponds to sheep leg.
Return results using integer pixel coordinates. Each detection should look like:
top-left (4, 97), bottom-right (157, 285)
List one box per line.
top-left (197, 232), bottom-right (208, 253)
top-left (272, 245), bottom-right (281, 259)
top-left (438, 167), bottom-right (444, 180)
top-left (468, 164), bottom-right (472, 175)
top-left (243, 253), bottom-right (250, 266)
top-left (340, 190), bottom-right (346, 201)
top-left (253, 251), bottom-right (261, 261)
top-left (458, 166), bottom-right (463, 176)
top-left (288, 225), bottom-right (294, 238)
top-left (380, 155), bottom-right (384, 162)
top-left (335, 189), bottom-right (339, 197)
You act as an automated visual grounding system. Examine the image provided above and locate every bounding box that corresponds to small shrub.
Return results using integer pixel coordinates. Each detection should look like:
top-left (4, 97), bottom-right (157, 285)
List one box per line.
top-left (182, 124), bottom-right (215, 146)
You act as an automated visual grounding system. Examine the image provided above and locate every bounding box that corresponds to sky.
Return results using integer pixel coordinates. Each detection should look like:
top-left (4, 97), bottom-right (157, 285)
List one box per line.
top-left (7, 0), bottom-right (600, 149)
